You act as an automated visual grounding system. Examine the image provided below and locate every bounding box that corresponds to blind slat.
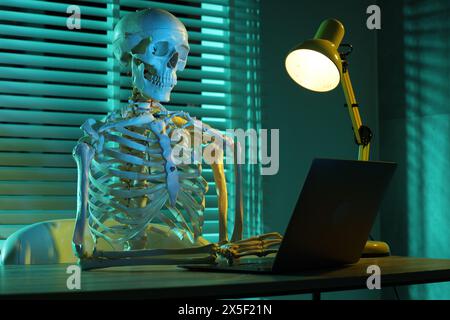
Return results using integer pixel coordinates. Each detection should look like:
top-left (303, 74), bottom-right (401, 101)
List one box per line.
top-left (0, 196), bottom-right (76, 210)
top-left (0, 124), bottom-right (81, 139)
top-left (0, 52), bottom-right (109, 72)
top-left (180, 68), bottom-right (230, 81)
top-left (0, 138), bottom-right (74, 153)
top-left (0, 153), bottom-right (76, 167)
top-left (0, 167), bottom-right (76, 181)
top-left (202, 220), bottom-right (218, 234)
top-left (0, 225), bottom-right (26, 240)
top-left (0, 81), bottom-right (109, 99)
top-left (0, 109), bottom-right (103, 126)
top-left (0, 210), bottom-right (75, 225)
top-left (0, 181), bottom-right (75, 195)
top-left (0, 24), bottom-right (109, 45)
top-left (0, 95), bottom-right (110, 113)
top-left (0, 38), bottom-right (109, 58)
top-left (0, 67), bottom-right (110, 86)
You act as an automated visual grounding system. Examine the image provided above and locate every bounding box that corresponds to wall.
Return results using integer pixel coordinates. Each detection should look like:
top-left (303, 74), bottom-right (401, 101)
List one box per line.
top-left (378, 0), bottom-right (450, 300)
top-left (259, 0), bottom-right (381, 299)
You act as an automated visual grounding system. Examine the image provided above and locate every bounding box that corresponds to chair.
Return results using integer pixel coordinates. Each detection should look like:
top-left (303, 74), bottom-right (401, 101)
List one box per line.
top-left (1, 219), bottom-right (209, 265)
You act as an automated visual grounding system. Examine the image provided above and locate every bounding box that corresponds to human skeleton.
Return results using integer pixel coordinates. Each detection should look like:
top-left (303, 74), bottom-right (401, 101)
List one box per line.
top-left (72, 9), bottom-right (281, 270)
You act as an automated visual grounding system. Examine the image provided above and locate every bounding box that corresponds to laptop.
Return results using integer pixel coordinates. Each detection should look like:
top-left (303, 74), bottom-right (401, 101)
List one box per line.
top-left (179, 158), bottom-right (397, 274)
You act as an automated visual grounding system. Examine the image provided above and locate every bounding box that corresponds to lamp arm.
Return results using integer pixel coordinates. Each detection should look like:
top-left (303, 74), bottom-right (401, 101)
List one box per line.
top-left (340, 62), bottom-right (372, 161)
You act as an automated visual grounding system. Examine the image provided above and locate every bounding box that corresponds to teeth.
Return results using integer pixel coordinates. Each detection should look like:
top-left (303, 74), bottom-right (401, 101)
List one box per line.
top-left (142, 67), bottom-right (175, 88)
top-left (144, 73), bottom-right (171, 88)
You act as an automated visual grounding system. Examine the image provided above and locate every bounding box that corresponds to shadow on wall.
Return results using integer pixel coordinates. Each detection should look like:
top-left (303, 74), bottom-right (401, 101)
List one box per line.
top-left (379, 0), bottom-right (450, 300)
top-left (403, 0), bottom-right (450, 300)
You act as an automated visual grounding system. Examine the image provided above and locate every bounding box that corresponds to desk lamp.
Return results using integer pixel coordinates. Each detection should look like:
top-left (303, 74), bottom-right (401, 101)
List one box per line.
top-left (285, 19), bottom-right (389, 257)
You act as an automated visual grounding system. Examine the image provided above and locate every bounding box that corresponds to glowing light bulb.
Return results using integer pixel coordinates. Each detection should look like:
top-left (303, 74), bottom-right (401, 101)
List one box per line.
top-left (285, 49), bottom-right (340, 92)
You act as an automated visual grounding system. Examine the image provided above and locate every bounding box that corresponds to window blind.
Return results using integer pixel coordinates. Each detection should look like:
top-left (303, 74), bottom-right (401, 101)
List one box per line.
top-left (0, 0), bottom-right (262, 251)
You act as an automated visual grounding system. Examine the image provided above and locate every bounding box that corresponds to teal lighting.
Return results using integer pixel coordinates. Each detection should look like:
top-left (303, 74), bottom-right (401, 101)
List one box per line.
top-left (0, 1), bottom-right (263, 248)
top-left (404, 0), bottom-right (450, 300)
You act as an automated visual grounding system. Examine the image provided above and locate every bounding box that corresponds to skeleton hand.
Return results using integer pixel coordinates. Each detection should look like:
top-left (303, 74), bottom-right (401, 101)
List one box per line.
top-left (217, 232), bottom-right (283, 265)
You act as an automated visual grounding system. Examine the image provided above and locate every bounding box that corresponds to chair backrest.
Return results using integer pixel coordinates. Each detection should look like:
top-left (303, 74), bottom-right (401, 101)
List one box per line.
top-left (1, 219), bottom-right (79, 264)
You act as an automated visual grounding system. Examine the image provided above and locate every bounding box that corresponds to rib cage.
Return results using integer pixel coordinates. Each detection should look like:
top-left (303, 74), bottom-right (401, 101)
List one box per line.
top-left (82, 103), bottom-right (208, 250)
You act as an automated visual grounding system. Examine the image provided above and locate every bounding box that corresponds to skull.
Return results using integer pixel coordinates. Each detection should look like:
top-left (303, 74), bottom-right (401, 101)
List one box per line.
top-left (113, 9), bottom-right (189, 102)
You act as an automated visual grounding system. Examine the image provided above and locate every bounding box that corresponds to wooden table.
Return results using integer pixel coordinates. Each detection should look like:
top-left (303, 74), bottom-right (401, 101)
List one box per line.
top-left (1, 256), bottom-right (450, 299)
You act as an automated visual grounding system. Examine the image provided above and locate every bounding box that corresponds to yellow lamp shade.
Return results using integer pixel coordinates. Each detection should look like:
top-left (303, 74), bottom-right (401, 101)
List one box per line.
top-left (285, 19), bottom-right (345, 92)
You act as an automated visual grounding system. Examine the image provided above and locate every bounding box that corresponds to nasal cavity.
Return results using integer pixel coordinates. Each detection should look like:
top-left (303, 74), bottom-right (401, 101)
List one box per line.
top-left (167, 52), bottom-right (179, 69)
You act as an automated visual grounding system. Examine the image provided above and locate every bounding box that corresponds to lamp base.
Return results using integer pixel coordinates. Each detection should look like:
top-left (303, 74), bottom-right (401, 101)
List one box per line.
top-left (361, 240), bottom-right (391, 258)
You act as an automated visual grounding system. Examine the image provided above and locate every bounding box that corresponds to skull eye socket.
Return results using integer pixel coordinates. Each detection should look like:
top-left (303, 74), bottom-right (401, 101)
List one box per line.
top-left (175, 45), bottom-right (189, 71)
top-left (168, 52), bottom-right (179, 68)
top-left (152, 41), bottom-right (169, 56)
top-left (131, 37), bottom-right (151, 55)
